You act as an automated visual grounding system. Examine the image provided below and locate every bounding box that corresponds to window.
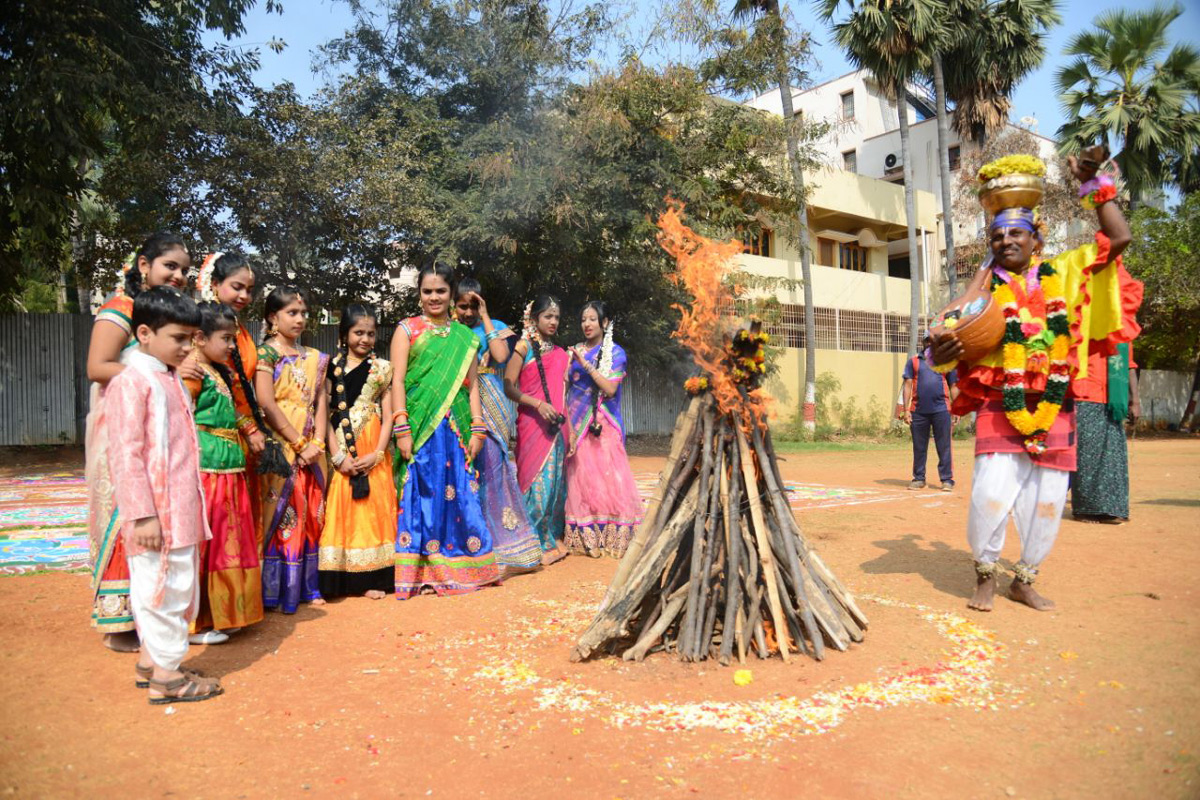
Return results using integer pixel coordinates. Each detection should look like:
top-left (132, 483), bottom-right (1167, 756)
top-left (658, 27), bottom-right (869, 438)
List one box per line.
top-left (842, 149), bottom-right (858, 173)
top-left (888, 254), bottom-right (911, 279)
top-left (948, 145), bottom-right (961, 171)
top-left (840, 242), bottom-right (868, 272)
top-left (840, 90), bottom-right (855, 120)
top-left (818, 237), bottom-right (837, 267)
top-left (747, 228), bottom-right (773, 258)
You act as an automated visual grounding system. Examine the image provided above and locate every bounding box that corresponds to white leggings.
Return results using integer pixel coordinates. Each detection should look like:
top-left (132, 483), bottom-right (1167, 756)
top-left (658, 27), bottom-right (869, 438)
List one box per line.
top-left (129, 545), bottom-right (198, 671)
top-left (967, 452), bottom-right (1069, 580)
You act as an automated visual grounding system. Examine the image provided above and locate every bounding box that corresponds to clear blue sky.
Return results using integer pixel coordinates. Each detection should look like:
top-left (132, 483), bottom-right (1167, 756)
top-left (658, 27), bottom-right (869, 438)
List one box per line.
top-left (223, 0), bottom-right (1200, 141)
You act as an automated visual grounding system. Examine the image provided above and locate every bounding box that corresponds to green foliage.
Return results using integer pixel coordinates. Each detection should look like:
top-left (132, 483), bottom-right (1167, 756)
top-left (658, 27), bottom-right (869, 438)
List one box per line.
top-left (1123, 194), bottom-right (1200, 370)
top-left (1055, 3), bottom-right (1200, 199)
top-left (0, 0), bottom-right (275, 303)
top-left (778, 371), bottom-right (887, 439)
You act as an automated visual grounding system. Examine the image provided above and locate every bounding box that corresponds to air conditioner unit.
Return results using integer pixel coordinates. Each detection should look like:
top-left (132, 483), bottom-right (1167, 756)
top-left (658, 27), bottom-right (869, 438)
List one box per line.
top-left (884, 152), bottom-right (903, 171)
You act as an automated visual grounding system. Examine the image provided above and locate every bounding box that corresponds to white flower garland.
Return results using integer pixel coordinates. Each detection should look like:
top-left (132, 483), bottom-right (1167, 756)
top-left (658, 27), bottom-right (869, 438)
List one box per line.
top-left (197, 251), bottom-right (223, 302)
top-left (599, 318), bottom-right (614, 375)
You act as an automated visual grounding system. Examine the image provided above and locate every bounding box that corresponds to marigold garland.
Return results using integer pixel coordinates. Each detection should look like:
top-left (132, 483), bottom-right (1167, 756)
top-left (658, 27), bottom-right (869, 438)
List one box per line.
top-left (995, 262), bottom-right (1070, 454)
top-left (977, 155), bottom-right (1046, 181)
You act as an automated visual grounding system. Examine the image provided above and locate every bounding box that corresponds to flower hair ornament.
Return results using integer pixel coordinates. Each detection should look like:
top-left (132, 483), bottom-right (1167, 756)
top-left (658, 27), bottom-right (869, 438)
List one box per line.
top-left (197, 252), bottom-right (224, 302)
top-left (599, 317), bottom-right (615, 375)
top-left (111, 251), bottom-right (138, 297)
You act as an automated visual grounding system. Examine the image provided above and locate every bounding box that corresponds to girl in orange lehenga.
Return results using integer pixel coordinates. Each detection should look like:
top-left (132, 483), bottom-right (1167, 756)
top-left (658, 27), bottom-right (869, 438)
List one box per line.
top-left (317, 305), bottom-right (397, 598)
top-left (85, 233), bottom-right (200, 652)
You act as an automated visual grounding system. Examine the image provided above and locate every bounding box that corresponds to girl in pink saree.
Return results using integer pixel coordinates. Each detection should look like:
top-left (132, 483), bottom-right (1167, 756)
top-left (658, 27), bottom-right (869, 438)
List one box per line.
top-left (504, 295), bottom-right (571, 565)
top-left (564, 302), bottom-right (643, 558)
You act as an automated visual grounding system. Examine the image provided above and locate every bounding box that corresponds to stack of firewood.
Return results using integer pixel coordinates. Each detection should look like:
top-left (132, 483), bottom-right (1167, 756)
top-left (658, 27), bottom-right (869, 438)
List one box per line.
top-left (571, 392), bottom-right (868, 664)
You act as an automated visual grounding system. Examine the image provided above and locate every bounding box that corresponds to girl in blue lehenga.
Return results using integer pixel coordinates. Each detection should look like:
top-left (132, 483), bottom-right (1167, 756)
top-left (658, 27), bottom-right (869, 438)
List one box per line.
top-left (453, 278), bottom-right (543, 575)
top-left (389, 262), bottom-right (501, 597)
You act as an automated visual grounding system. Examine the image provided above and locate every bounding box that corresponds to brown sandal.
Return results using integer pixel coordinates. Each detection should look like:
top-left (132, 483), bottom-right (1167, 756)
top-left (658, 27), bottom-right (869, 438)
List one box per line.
top-left (147, 675), bottom-right (223, 704)
top-left (135, 663), bottom-right (206, 689)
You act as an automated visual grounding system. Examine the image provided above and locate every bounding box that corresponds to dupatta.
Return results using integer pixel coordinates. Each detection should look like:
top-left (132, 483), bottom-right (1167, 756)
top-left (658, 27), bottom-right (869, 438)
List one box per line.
top-left (566, 342), bottom-right (628, 442)
top-left (393, 319), bottom-right (479, 491)
top-left (516, 346), bottom-right (569, 491)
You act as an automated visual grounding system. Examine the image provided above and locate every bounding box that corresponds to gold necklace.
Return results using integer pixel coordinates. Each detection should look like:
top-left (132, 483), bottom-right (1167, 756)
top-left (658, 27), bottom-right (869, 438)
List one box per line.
top-left (422, 314), bottom-right (452, 337)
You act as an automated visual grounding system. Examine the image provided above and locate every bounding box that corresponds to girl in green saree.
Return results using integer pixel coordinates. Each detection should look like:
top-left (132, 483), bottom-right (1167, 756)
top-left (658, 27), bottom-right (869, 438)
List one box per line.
top-left (389, 261), bottom-right (501, 597)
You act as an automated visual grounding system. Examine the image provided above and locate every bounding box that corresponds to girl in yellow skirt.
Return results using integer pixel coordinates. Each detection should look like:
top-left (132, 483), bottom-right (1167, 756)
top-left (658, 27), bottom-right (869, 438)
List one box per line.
top-left (318, 305), bottom-right (397, 598)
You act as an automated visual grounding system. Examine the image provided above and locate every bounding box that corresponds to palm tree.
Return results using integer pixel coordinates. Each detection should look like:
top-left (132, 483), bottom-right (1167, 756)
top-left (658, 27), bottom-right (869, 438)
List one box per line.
top-left (1056, 3), bottom-right (1200, 201)
top-left (932, 0), bottom-right (1060, 293)
top-left (818, 0), bottom-right (941, 357)
top-left (731, 0), bottom-right (820, 431)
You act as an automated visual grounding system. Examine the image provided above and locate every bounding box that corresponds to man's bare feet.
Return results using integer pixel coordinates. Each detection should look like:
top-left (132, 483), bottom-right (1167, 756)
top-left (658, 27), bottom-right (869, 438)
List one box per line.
top-left (311, 597), bottom-right (327, 606)
top-left (967, 574), bottom-right (997, 612)
top-left (364, 590), bottom-right (386, 600)
top-left (1007, 579), bottom-right (1055, 611)
top-left (103, 631), bottom-right (140, 653)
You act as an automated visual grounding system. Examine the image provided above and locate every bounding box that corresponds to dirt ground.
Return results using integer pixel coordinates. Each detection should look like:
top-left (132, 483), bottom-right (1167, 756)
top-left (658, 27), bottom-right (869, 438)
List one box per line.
top-left (2, 440), bottom-right (1198, 799)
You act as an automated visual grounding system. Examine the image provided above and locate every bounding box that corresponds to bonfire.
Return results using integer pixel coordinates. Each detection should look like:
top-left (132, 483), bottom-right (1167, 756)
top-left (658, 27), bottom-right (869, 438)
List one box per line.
top-left (571, 203), bottom-right (868, 664)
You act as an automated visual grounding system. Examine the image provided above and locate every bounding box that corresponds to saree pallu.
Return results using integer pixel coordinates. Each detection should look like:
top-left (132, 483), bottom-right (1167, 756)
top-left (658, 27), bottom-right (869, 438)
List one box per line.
top-left (319, 414), bottom-right (397, 596)
top-left (230, 323), bottom-right (263, 531)
top-left (87, 296), bottom-right (136, 633)
top-left (393, 318), bottom-right (500, 597)
top-left (258, 345), bottom-right (329, 613)
top-left (476, 361), bottom-right (541, 572)
top-left (194, 471), bottom-right (263, 630)
top-left (1071, 400), bottom-right (1130, 520)
top-left (515, 347), bottom-right (570, 552)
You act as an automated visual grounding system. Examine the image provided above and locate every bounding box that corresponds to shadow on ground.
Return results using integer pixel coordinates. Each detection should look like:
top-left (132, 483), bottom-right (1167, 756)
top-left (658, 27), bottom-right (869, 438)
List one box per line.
top-left (184, 604), bottom-right (327, 677)
top-left (1137, 498), bottom-right (1200, 507)
top-left (859, 533), bottom-right (973, 600)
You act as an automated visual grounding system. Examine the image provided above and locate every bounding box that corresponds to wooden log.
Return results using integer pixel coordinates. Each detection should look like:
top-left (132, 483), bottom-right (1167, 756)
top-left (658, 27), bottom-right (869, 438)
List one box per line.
top-left (571, 482), bottom-right (701, 661)
top-left (601, 394), bottom-right (705, 612)
top-left (735, 424), bottom-right (790, 662)
top-left (753, 426), bottom-right (844, 655)
top-left (690, 419), bottom-right (726, 660)
top-left (718, 433), bottom-right (743, 666)
top-left (680, 406), bottom-right (715, 659)
top-left (623, 590), bottom-right (689, 661)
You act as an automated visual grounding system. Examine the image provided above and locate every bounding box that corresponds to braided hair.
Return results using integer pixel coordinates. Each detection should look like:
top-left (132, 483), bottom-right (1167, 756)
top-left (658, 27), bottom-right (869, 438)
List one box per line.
top-left (125, 232), bottom-right (188, 298)
top-left (581, 300), bottom-right (609, 437)
top-left (526, 294), bottom-right (565, 435)
top-left (330, 304), bottom-right (378, 500)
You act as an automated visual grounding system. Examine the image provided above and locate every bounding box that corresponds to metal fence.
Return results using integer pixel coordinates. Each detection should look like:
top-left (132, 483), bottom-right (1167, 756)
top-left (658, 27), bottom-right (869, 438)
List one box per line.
top-left (766, 304), bottom-right (934, 354)
top-left (0, 314), bottom-right (688, 445)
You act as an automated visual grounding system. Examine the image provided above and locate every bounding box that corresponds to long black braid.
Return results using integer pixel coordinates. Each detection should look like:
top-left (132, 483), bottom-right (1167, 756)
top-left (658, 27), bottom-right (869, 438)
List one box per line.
top-left (528, 294), bottom-right (565, 436)
top-left (330, 304), bottom-right (377, 500)
top-left (582, 301), bottom-right (608, 438)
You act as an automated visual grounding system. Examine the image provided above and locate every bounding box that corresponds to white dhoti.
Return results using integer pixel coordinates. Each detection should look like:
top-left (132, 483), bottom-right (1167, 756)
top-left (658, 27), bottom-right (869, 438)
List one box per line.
top-left (129, 545), bottom-right (199, 671)
top-left (967, 452), bottom-right (1069, 583)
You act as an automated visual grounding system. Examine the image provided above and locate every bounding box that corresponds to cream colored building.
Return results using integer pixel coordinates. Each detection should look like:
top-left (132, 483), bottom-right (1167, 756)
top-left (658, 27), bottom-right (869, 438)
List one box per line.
top-left (735, 166), bottom-right (939, 428)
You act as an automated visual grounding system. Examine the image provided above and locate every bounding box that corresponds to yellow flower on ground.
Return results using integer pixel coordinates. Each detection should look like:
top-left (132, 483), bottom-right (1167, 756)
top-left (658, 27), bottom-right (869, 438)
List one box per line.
top-left (733, 669), bottom-right (753, 687)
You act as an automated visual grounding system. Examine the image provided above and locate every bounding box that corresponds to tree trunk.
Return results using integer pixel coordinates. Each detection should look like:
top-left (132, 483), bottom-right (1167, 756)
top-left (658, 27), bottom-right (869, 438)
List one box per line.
top-left (768, 1), bottom-right (817, 432)
top-left (898, 81), bottom-right (922, 358)
top-left (932, 54), bottom-right (956, 298)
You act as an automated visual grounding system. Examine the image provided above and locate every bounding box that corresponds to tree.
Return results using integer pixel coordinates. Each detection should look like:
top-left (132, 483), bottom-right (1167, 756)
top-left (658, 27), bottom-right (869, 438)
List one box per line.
top-left (819, 0), bottom-right (940, 357)
top-left (1123, 193), bottom-right (1200, 371)
top-left (0, 0), bottom-right (277, 308)
top-left (696, 0), bottom-right (826, 431)
top-left (1055, 3), bottom-right (1200, 201)
top-left (927, 0), bottom-right (1060, 294)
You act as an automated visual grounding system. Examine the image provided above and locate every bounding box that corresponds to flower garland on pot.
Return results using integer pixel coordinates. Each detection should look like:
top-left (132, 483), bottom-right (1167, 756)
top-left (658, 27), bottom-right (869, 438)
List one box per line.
top-left (994, 262), bottom-right (1070, 455)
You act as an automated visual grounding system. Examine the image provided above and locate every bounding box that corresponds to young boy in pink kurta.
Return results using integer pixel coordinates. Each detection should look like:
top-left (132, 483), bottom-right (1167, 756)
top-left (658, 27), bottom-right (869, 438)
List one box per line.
top-left (106, 286), bottom-right (223, 704)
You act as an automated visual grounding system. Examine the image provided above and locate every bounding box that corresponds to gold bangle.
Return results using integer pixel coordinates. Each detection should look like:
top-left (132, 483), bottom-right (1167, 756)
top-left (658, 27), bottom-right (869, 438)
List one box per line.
top-left (290, 436), bottom-right (309, 454)
top-left (312, 439), bottom-right (326, 452)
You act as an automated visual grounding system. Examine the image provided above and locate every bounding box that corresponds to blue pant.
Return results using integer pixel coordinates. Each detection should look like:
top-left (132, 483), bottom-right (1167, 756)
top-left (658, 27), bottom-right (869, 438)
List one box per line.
top-left (911, 410), bottom-right (953, 483)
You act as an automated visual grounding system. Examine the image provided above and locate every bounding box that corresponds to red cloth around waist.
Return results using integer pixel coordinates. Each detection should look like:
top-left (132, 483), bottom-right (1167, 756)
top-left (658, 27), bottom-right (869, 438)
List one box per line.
top-left (974, 393), bottom-right (1076, 471)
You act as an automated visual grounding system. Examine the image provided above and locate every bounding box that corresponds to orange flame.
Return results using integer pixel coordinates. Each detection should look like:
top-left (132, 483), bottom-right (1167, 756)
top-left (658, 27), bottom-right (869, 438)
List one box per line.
top-left (656, 200), bottom-right (766, 424)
